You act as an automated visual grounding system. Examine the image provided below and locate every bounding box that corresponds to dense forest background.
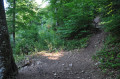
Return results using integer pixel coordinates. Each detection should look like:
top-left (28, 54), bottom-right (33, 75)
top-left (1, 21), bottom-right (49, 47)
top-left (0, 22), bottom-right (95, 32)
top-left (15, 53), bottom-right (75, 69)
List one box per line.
top-left (5, 0), bottom-right (120, 77)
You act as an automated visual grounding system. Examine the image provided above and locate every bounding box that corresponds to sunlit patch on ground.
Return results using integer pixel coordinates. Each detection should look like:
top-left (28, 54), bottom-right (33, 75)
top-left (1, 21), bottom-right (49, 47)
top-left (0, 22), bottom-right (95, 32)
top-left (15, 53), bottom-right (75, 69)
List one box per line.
top-left (35, 51), bottom-right (64, 60)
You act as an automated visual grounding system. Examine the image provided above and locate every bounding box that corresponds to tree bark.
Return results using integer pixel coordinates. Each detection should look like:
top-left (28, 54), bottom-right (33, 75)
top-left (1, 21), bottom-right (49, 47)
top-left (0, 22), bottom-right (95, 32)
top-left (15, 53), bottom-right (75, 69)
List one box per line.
top-left (13, 0), bottom-right (16, 48)
top-left (0, 0), bottom-right (18, 79)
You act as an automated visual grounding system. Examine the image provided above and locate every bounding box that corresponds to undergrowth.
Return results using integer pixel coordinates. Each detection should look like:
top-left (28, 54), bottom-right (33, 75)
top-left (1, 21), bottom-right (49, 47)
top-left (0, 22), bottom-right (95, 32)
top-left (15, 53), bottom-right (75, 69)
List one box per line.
top-left (94, 16), bottom-right (120, 78)
top-left (96, 35), bottom-right (120, 69)
top-left (13, 25), bottom-right (90, 62)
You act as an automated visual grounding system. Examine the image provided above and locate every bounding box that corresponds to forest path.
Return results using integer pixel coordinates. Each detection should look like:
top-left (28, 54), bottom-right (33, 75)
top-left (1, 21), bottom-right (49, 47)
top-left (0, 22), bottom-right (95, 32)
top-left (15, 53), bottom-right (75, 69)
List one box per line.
top-left (16, 29), bottom-right (108, 79)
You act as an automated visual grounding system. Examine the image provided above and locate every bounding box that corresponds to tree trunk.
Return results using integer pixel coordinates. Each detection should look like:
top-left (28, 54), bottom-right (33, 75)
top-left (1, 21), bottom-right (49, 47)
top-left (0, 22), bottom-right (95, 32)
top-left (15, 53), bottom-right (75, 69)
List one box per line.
top-left (0, 0), bottom-right (18, 79)
top-left (13, 0), bottom-right (16, 48)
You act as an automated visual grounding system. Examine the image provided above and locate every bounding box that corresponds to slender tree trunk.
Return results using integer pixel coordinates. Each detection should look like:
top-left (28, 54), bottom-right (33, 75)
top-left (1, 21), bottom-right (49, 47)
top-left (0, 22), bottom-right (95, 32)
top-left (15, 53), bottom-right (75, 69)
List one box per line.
top-left (0, 0), bottom-right (18, 79)
top-left (13, 0), bottom-right (16, 48)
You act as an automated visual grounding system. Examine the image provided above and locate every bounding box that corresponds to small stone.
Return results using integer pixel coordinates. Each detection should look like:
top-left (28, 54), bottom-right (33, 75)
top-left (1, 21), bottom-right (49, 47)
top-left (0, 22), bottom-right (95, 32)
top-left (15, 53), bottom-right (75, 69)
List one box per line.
top-left (95, 63), bottom-right (98, 65)
top-left (77, 77), bottom-right (80, 78)
top-left (31, 63), bottom-right (34, 66)
top-left (62, 64), bottom-right (64, 66)
top-left (81, 70), bottom-right (84, 73)
top-left (69, 63), bottom-right (73, 67)
top-left (24, 66), bottom-right (27, 69)
top-left (54, 73), bottom-right (57, 76)
top-left (95, 62), bottom-right (101, 65)
top-left (36, 61), bottom-right (41, 65)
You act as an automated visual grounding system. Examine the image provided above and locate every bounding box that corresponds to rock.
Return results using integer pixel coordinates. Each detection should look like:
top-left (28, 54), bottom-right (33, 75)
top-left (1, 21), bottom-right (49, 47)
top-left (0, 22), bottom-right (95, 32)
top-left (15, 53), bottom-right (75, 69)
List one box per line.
top-left (24, 66), bottom-right (27, 69)
top-left (31, 63), bottom-right (34, 66)
top-left (81, 70), bottom-right (84, 73)
top-left (36, 61), bottom-right (42, 65)
top-left (95, 62), bottom-right (101, 65)
top-left (95, 63), bottom-right (98, 65)
top-left (69, 63), bottom-right (73, 67)
top-left (54, 73), bottom-right (57, 76)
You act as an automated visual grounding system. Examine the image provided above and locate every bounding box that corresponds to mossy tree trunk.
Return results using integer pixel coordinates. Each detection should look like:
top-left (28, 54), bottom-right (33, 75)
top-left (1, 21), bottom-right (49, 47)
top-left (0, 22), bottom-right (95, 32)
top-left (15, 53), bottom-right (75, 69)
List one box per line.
top-left (0, 0), bottom-right (18, 79)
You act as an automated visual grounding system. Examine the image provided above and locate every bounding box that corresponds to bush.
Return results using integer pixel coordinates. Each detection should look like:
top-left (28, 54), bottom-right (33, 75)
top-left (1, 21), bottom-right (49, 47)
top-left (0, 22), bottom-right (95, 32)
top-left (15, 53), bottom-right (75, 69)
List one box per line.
top-left (63, 37), bottom-right (89, 50)
top-left (95, 13), bottom-right (120, 70)
top-left (96, 34), bottom-right (120, 69)
top-left (56, 6), bottom-right (94, 40)
top-left (103, 14), bottom-right (120, 37)
top-left (15, 25), bottom-right (64, 54)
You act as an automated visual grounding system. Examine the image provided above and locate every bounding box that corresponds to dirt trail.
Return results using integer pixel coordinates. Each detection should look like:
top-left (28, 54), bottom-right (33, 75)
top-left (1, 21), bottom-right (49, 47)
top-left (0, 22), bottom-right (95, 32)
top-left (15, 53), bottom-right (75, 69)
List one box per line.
top-left (16, 29), bottom-right (108, 79)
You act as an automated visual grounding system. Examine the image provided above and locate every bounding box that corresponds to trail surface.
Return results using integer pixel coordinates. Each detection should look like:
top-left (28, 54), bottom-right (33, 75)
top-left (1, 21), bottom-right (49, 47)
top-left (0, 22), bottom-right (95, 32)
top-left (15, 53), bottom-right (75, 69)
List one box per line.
top-left (16, 29), bottom-right (108, 79)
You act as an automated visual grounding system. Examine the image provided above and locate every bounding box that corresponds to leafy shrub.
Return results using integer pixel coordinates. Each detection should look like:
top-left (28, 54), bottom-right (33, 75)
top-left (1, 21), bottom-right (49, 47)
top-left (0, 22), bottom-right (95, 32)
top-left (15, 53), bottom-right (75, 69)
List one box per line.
top-left (56, 3), bottom-right (95, 40)
top-left (95, 11), bottom-right (120, 70)
top-left (63, 37), bottom-right (89, 50)
top-left (15, 29), bottom-right (39, 55)
top-left (103, 14), bottom-right (120, 37)
top-left (96, 35), bottom-right (120, 69)
top-left (15, 25), bottom-right (64, 54)
top-left (57, 14), bottom-right (93, 39)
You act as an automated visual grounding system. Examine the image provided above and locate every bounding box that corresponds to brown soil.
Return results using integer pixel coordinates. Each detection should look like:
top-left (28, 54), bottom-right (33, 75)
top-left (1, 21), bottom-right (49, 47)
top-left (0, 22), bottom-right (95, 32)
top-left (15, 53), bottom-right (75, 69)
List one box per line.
top-left (16, 29), bottom-right (109, 79)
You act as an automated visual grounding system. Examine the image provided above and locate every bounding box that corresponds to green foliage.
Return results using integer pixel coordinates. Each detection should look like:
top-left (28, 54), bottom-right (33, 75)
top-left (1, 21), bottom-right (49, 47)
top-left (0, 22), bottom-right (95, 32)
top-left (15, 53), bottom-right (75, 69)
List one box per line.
top-left (103, 14), bottom-right (120, 37)
top-left (64, 37), bottom-right (89, 50)
top-left (49, 0), bottom-right (96, 39)
top-left (13, 54), bottom-right (25, 62)
top-left (94, 0), bottom-right (120, 72)
top-left (15, 29), bottom-right (39, 54)
top-left (15, 25), bottom-right (63, 54)
top-left (37, 26), bottom-right (64, 52)
top-left (6, 0), bottom-right (97, 63)
top-left (15, 23), bottom-right (89, 54)
top-left (5, 0), bottom-right (120, 78)
top-left (95, 35), bottom-right (120, 69)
